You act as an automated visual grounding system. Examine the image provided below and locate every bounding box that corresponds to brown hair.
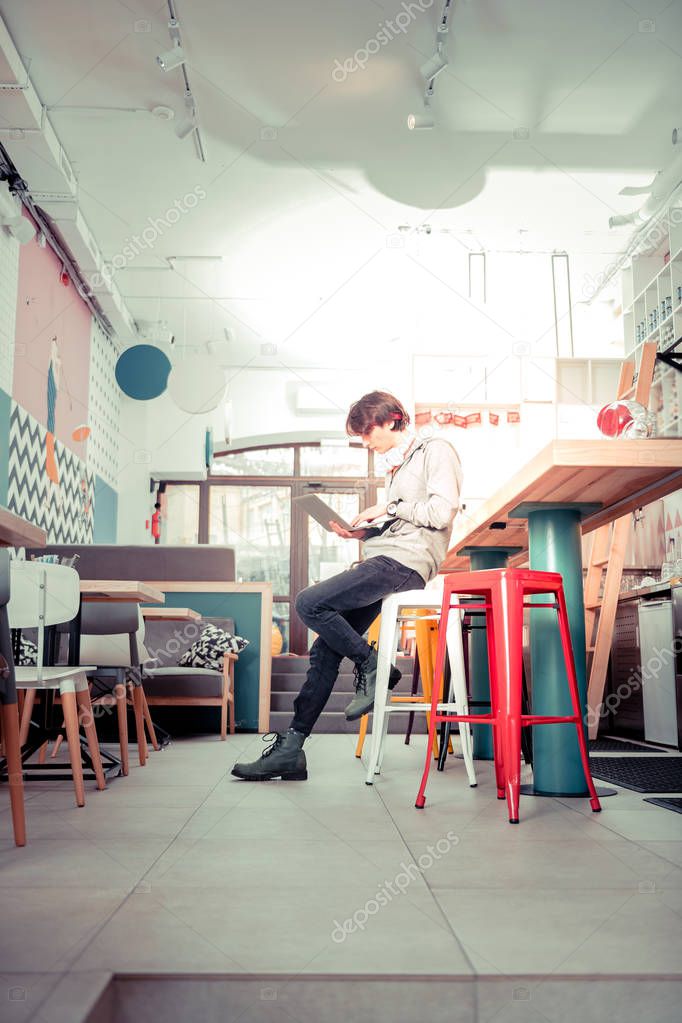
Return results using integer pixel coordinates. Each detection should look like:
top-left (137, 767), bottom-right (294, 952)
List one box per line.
top-left (345, 391), bottom-right (411, 436)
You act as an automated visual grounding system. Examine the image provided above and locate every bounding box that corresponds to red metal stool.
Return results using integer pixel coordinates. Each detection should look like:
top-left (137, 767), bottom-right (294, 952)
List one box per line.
top-left (415, 568), bottom-right (602, 823)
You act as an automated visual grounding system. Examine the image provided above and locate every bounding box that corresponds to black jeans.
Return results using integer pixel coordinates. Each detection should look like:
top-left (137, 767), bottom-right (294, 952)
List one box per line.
top-left (291, 555), bottom-right (424, 736)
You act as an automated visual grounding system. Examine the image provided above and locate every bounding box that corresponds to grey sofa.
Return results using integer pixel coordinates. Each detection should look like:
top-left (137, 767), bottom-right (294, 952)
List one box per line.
top-left (24, 545), bottom-right (236, 582)
top-left (141, 616), bottom-right (238, 739)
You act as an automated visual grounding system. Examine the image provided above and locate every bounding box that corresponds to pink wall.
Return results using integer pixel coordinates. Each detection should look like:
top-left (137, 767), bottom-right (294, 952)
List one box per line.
top-left (12, 212), bottom-right (91, 457)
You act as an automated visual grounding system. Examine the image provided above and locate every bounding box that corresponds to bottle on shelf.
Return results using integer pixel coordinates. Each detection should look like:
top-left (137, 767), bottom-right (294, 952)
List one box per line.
top-left (660, 537), bottom-right (677, 582)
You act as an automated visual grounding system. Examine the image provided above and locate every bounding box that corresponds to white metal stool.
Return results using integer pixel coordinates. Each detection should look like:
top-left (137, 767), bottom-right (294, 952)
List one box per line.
top-left (364, 577), bottom-right (476, 787)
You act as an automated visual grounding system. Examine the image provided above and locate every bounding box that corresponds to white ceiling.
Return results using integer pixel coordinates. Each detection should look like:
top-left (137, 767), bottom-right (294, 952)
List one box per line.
top-left (0, 0), bottom-right (680, 367)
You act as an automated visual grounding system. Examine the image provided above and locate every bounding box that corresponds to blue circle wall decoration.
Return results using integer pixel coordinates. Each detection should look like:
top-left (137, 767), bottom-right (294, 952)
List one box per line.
top-left (115, 345), bottom-right (172, 400)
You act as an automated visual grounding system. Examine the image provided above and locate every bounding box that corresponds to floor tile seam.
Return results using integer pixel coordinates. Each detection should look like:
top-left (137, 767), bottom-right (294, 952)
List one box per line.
top-left (2, 968), bottom-right (72, 1023)
top-left (456, 891), bottom-right (650, 1022)
top-left (427, 883), bottom-right (666, 892)
top-left (16, 893), bottom-right (135, 1023)
top-left (426, 882), bottom-right (662, 892)
top-left (514, 888), bottom-right (639, 979)
top-left (628, 843), bottom-right (682, 871)
top-left (24, 971), bottom-right (113, 1023)
top-left (589, 831), bottom-right (682, 879)
top-left (23, 770), bottom-right (251, 998)
top-left (255, 780), bottom-right (415, 874)
top-left (368, 783), bottom-right (480, 978)
top-left (125, 879), bottom-right (437, 895)
top-left (552, 794), bottom-right (682, 838)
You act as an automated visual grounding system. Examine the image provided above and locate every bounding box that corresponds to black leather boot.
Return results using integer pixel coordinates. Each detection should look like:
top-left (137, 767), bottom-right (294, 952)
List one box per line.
top-left (231, 729), bottom-right (307, 781)
top-left (344, 644), bottom-right (401, 721)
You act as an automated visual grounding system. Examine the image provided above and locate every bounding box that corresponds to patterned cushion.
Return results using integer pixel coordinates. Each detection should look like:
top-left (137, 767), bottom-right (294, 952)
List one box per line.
top-left (178, 623), bottom-right (248, 671)
top-left (17, 637), bottom-right (38, 666)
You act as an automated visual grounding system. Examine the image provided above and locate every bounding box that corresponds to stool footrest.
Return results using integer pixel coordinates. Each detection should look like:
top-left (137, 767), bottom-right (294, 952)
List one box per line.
top-left (521, 714), bottom-right (580, 725)
top-left (434, 713), bottom-right (495, 724)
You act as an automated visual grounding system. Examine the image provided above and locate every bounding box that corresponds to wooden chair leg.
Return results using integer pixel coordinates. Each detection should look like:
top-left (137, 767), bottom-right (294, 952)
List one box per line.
top-left (220, 693), bottom-right (227, 741)
top-left (61, 690), bottom-right (85, 807)
top-left (228, 689), bottom-right (235, 736)
top-left (37, 741), bottom-right (49, 764)
top-left (75, 685), bottom-right (106, 791)
top-left (18, 689), bottom-right (36, 746)
top-left (1, 702), bottom-right (26, 846)
top-left (129, 684), bottom-right (147, 766)
top-left (141, 690), bottom-right (159, 751)
top-left (113, 684), bottom-right (129, 776)
top-left (51, 733), bottom-right (64, 758)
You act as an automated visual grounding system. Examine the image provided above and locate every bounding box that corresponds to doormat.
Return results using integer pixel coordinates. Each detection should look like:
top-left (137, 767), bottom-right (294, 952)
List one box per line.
top-left (589, 737), bottom-right (671, 754)
top-left (643, 797), bottom-right (682, 814)
top-left (588, 757), bottom-right (682, 793)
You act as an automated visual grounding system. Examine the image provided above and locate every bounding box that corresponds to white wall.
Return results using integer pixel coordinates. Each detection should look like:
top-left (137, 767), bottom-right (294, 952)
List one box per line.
top-left (116, 389), bottom-right (214, 543)
top-left (113, 248), bottom-right (625, 539)
top-left (228, 363), bottom-right (411, 444)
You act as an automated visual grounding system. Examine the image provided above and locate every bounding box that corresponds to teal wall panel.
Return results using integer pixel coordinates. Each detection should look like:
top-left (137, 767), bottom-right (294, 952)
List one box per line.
top-left (159, 590), bottom-right (263, 731)
top-left (93, 475), bottom-right (118, 543)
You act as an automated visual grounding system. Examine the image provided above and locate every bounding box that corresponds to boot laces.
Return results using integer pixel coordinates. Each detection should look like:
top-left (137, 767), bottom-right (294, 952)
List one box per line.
top-left (352, 662), bottom-right (367, 696)
top-left (260, 732), bottom-right (283, 758)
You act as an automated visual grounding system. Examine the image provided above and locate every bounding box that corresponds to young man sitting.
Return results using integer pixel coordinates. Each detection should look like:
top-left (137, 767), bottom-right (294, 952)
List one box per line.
top-left (231, 390), bottom-right (462, 781)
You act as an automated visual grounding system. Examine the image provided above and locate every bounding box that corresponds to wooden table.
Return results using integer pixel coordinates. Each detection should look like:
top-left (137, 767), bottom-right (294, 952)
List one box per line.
top-left (442, 439), bottom-right (682, 796)
top-left (141, 607), bottom-right (202, 622)
top-left (79, 580), bottom-right (165, 604)
top-left (0, 507), bottom-right (46, 549)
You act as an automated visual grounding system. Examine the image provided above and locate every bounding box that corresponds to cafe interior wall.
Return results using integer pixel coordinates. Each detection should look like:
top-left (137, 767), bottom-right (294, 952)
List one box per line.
top-left (0, 219), bottom-right (120, 544)
top-left (112, 247), bottom-right (627, 545)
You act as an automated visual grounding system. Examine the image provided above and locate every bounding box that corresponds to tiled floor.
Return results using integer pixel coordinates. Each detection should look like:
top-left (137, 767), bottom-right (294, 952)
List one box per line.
top-left (1, 733), bottom-right (681, 1022)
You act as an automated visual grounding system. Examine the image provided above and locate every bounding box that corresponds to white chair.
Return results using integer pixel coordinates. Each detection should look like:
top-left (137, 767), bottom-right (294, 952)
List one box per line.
top-left (8, 561), bottom-right (106, 807)
top-left (364, 575), bottom-right (476, 787)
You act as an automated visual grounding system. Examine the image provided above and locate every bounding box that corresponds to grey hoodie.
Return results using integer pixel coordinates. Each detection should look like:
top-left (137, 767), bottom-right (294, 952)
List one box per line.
top-left (362, 435), bottom-right (463, 583)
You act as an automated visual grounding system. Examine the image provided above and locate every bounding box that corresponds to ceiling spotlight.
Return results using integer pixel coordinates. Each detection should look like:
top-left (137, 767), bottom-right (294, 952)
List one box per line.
top-left (407, 111), bottom-right (435, 130)
top-left (151, 105), bottom-right (175, 121)
top-left (175, 118), bottom-right (196, 140)
top-left (2, 215), bottom-right (36, 244)
top-left (157, 44), bottom-right (185, 72)
top-left (420, 46), bottom-right (448, 81)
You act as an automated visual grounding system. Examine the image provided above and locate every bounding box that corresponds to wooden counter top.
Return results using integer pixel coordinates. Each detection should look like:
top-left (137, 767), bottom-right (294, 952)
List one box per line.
top-left (0, 507), bottom-right (47, 549)
top-left (442, 439), bottom-right (682, 571)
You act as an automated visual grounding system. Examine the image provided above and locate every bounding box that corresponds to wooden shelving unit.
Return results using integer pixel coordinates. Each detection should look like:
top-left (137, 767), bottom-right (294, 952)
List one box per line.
top-left (621, 207), bottom-right (682, 437)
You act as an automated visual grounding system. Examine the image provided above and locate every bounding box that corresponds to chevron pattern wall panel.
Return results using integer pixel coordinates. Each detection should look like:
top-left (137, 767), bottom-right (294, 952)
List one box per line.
top-left (87, 318), bottom-right (120, 488)
top-left (7, 401), bottom-right (95, 544)
top-left (0, 386), bottom-right (9, 506)
top-left (0, 227), bottom-right (19, 396)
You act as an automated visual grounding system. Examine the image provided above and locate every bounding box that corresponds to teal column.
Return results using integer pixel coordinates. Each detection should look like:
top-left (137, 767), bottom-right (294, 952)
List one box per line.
top-left (464, 547), bottom-right (520, 760)
top-left (526, 507), bottom-right (589, 795)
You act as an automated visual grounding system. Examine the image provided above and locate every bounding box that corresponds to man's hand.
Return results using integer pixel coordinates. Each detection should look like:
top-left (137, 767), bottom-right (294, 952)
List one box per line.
top-left (350, 504), bottom-right (387, 527)
top-left (329, 521), bottom-right (370, 540)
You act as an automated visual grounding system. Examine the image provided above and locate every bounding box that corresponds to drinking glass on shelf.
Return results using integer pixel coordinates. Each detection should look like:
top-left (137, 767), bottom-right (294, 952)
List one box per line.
top-left (660, 538), bottom-right (677, 582)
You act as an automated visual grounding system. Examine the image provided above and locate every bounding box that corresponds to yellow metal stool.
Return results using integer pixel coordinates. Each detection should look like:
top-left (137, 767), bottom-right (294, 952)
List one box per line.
top-left (354, 611), bottom-right (453, 760)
